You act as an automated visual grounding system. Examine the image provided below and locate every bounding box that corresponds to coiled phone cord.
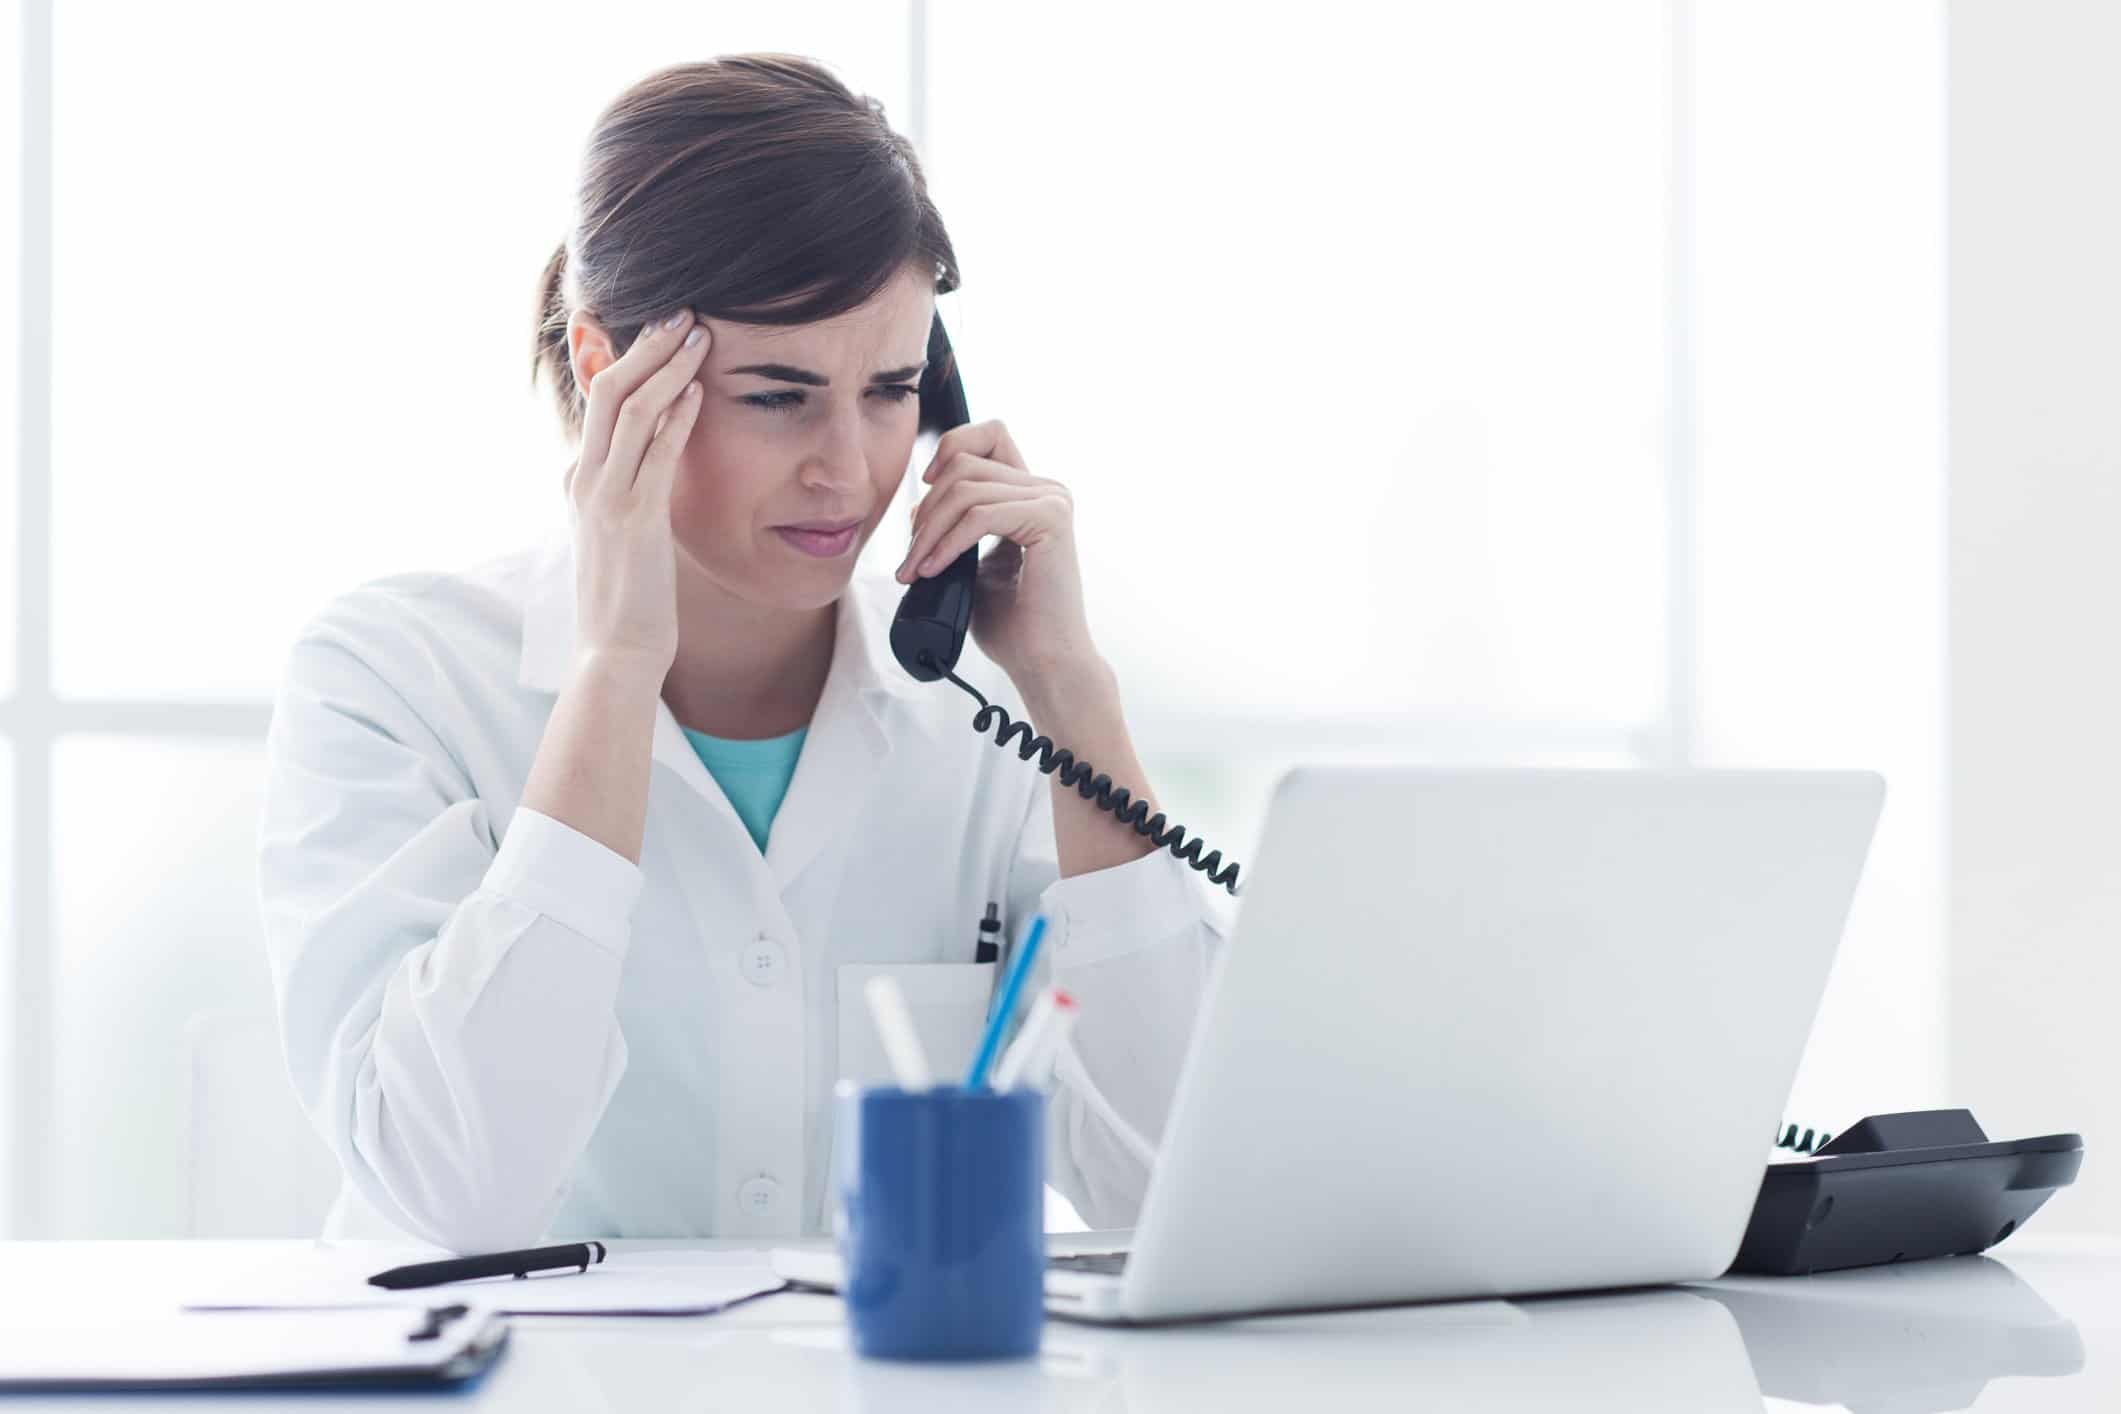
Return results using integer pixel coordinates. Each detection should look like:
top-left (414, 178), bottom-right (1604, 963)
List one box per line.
top-left (1775, 1121), bottom-right (1834, 1155)
top-left (919, 653), bottom-right (1244, 897)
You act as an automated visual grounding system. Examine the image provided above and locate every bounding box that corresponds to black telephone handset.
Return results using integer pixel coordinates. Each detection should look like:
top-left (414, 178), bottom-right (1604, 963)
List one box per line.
top-left (891, 314), bottom-right (1241, 896)
top-left (888, 311), bottom-right (980, 686)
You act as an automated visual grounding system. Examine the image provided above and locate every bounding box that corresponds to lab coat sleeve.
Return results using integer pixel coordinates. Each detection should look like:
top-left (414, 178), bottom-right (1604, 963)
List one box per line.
top-left (256, 594), bottom-right (643, 1253)
top-left (1003, 773), bottom-right (1235, 1230)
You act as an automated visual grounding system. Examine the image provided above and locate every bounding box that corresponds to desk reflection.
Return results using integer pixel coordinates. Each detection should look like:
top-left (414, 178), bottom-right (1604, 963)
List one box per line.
top-left (509, 1252), bottom-right (2085, 1414)
top-left (509, 1288), bottom-right (1758, 1414)
top-left (1042, 1289), bottom-right (1759, 1414)
top-left (1695, 1254), bottom-right (2083, 1413)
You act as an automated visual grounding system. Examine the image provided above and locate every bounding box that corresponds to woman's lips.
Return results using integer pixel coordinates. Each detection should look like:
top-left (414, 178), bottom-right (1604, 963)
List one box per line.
top-left (774, 523), bottom-right (860, 557)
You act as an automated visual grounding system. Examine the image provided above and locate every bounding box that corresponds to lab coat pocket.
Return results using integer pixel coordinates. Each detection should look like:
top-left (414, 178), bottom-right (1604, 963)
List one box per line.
top-left (835, 962), bottom-right (996, 1090)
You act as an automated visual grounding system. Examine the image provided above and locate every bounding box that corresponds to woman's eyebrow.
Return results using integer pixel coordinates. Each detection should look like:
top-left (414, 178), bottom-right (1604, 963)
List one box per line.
top-left (724, 361), bottom-right (927, 385)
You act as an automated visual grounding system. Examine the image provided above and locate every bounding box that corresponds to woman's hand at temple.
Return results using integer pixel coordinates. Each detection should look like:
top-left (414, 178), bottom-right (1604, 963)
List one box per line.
top-left (522, 308), bottom-right (712, 865)
top-left (563, 308), bottom-right (713, 681)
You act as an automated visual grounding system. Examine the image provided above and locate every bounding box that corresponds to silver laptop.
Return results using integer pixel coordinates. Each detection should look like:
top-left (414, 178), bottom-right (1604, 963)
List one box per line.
top-left (780, 765), bottom-right (1886, 1325)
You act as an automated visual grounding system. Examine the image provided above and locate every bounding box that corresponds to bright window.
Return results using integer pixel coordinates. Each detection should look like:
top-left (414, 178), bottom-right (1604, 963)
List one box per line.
top-left (3, 1), bottom-right (1947, 1235)
top-left (922, 3), bottom-right (1669, 731)
top-left (49, 1), bottom-right (911, 701)
top-left (1, 0), bottom-right (19, 695)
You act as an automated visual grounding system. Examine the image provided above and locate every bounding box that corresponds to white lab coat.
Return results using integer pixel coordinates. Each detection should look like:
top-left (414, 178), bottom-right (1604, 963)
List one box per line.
top-left (255, 530), bottom-right (1234, 1252)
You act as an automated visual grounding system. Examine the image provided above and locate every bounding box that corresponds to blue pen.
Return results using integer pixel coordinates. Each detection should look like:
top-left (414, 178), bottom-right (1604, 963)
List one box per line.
top-left (964, 913), bottom-right (1047, 1090)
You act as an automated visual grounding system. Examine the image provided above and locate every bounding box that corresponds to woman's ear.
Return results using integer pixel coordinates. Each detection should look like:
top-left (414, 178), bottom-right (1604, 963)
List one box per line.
top-left (567, 310), bottom-right (617, 404)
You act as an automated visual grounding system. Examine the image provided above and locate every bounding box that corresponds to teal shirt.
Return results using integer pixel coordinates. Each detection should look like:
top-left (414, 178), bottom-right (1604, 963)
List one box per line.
top-left (679, 722), bottom-right (809, 853)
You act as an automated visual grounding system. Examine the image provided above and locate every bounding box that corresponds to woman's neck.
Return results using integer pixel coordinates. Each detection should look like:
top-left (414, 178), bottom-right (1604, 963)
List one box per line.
top-left (661, 565), bottom-right (839, 740)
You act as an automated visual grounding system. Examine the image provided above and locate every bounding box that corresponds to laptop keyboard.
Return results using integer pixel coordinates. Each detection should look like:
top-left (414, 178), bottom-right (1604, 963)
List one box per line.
top-left (1047, 1250), bottom-right (1130, 1276)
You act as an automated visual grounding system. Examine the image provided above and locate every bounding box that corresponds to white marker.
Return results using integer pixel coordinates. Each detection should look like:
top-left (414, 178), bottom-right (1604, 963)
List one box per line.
top-left (1019, 998), bottom-right (1079, 1090)
top-left (863, 974), bottom-right (932, 1091)
top-left (1021, 1000), bottom-right (1079, 1090)
top-left (994, 988), bottom-right (1076, 1091)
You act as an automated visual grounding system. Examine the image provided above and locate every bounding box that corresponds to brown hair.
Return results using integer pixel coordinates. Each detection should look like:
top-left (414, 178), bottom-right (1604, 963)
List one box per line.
top-left (530, 54), bottom-right (961, 443)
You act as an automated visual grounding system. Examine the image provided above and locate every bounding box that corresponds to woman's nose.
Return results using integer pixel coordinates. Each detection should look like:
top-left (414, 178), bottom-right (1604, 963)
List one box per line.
top-left (799, 404), bottom-right (868, 489)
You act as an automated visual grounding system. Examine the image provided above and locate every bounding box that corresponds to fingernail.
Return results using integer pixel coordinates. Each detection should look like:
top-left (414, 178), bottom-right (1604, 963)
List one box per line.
top-left (684, 326), bottom-right (704, 348)
top-left (665, 309), bottom-right (691, 330)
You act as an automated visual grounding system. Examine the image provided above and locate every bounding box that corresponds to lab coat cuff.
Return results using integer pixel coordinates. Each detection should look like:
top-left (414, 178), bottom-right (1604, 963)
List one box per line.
top-left (1043, 846), bottom-right (1205, 971)
top-left (484, 806), bottom-right (644, 957)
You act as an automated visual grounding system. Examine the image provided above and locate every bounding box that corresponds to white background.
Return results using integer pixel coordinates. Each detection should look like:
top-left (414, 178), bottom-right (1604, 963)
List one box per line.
top-left (10, 0), bottom-right (2078, 1241)
top-left (1949, 0), bottom-right (2121, 1236)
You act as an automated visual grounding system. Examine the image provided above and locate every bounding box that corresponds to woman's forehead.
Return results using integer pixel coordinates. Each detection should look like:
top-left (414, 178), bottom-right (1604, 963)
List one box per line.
top-left (717, 276), bottom-right (934, 368)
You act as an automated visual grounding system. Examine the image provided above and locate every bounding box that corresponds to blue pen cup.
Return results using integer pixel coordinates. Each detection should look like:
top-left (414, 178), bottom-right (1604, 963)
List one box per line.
top-left (835, 1084), bottom-right (1045, 1360)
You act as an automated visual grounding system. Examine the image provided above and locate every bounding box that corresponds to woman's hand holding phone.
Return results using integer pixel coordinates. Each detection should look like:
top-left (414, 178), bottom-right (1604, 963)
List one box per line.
top-left (562, 307), bottom-right (712, 682)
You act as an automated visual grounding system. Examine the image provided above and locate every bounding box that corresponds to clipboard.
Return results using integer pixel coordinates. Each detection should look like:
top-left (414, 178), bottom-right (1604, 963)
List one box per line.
top-left (0, 1303), bottom-right (509, 1391)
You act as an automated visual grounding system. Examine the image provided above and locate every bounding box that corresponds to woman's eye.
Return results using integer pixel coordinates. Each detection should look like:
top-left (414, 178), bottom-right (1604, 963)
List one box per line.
top-left (739, 386), bottom-right (920, 414)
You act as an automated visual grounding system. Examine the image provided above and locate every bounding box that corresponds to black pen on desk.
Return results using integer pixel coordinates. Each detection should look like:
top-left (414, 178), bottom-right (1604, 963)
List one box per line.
top-left (368, 1240), bottom-right (608, 1290)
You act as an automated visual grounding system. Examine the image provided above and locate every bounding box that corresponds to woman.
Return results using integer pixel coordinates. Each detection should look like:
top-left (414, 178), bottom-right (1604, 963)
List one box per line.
top-left (256, 54), bottom-right (1227, 1253)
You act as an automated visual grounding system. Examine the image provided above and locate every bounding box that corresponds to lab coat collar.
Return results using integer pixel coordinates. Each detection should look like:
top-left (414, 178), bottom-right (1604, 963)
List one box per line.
top-left (515, 530), bottom-right (935, 890)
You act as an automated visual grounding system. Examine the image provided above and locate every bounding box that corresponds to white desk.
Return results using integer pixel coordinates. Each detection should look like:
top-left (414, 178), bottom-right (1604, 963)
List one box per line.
top-left (2, 1233), bottom-right (2114, 1410)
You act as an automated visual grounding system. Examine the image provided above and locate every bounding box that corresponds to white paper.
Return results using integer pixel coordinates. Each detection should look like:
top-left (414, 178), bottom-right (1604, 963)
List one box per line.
top-left (187, 1244), bottom-right (789, 1317)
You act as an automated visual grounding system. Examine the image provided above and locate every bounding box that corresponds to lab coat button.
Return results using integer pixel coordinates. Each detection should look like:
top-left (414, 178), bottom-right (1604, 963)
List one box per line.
top-left (738, 1176), bottom-right (782, 1216)
top-left (741, 936), bottom-right (787, 988)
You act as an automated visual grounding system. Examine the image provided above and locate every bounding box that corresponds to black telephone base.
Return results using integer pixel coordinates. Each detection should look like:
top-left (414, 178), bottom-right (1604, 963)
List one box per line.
top-left (1728, 1108), bottom-right (2083, 1277)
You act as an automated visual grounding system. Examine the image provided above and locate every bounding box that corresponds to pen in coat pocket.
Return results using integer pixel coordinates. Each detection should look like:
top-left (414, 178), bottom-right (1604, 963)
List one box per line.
top-left (975, 900), bottom-right (1001, 964)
